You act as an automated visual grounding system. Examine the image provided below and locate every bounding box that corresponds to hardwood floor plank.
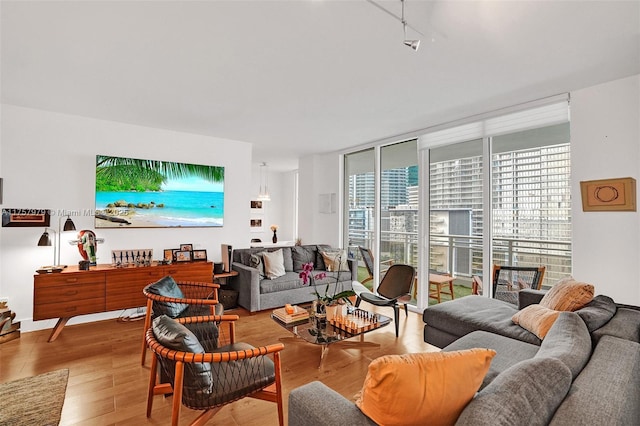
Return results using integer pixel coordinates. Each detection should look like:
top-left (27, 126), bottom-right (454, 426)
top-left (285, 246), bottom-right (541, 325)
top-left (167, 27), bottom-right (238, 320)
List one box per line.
top-left (1, 305), bottom-right (438, 425)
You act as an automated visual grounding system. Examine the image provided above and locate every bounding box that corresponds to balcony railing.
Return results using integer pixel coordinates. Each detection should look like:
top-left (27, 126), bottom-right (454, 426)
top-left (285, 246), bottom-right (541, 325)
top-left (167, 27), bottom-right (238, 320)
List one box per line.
top-left (349, 230), bottom-right (571, 288)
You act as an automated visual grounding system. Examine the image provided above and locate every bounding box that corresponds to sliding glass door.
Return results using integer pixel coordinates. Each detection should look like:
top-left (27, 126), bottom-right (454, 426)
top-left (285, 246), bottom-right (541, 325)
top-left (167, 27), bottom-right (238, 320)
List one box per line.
top-left (344, 149), bottom-right (375, 284)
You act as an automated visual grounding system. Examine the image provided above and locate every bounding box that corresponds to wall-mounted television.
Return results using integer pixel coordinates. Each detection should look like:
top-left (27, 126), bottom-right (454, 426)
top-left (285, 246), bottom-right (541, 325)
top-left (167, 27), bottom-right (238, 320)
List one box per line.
top-left (95, 155), bottom-right (224, 228)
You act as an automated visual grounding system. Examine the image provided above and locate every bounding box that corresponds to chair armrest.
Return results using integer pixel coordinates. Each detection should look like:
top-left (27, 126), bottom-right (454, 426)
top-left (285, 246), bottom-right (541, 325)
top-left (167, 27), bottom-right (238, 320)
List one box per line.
top-left (288, 381), bottom-right (376, 426)
top-left (518, 289), bottom-right (547, 309)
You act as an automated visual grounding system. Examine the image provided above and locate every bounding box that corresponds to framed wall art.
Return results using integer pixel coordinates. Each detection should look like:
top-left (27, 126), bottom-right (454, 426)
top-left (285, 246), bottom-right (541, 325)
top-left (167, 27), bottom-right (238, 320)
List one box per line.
top-left (95, 154), bottom-right (225, 228)
top-left (580, 177), bottom-right (636, 212)
top-left (2, 208), bottom-right (51, 227)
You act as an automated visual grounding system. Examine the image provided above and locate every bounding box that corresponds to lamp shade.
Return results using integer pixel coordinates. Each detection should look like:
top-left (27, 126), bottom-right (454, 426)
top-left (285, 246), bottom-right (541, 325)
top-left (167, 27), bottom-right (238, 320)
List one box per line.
top-left (404, 39), bottom-right (420, 51)
top-left (63, 217), bottom-right (76, 231)
top-left (37, 230), bottom-right (52, 246)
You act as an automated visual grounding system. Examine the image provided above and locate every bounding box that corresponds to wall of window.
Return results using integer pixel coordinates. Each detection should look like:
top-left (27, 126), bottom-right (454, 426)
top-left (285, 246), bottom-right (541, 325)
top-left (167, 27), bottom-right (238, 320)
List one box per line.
top-left (419, 97), bottom-right (571, 306)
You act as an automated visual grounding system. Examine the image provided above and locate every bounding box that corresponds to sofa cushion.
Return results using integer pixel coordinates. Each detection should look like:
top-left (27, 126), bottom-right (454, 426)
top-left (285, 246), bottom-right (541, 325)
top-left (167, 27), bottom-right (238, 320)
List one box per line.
top-left (292, 246), bottom-right (317, 271)
top-left (444, 330), bottom-right (539, 388)
top-left (576, 294), bottom-right (617, 332)
top-left (281, 247), bottom-right (294, 272)
top-left (263, 249), bottom-right (286, 279)
top-left (540, 277), bottom-right (594, 311)
top-left (456, 357), bottom-right (572, 426)
top-left (355, 349), bottom-right (496, 426)
top-left (512, 304), bottom-right (560, 339)
top-left (591, 307), bottom-right (640, 344)
top-left (549, 335), bottom-right (640, 426)
top-left (146, 276), bottom-right (188, 318)
top-left (423, 295), bottom-right (541, 345)
top-left (534, 311), bottom-right (592, 379)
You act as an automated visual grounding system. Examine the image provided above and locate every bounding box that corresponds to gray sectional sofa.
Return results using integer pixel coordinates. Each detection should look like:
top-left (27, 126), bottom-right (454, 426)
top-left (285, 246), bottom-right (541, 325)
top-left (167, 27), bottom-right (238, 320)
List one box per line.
top-left (288, 291), bottom-right (640, 425)
top-left (228, 244), bottom-right (355, 312)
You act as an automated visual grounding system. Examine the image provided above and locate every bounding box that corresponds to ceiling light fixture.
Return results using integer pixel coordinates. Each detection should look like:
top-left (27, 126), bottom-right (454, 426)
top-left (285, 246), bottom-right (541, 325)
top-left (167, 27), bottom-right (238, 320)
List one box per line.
top-left (401, 0), bottom-right (420, 51)
top-left (366, 0), bottom-right (423, 51)
top-left (257, 162), bottom-right (271, 202)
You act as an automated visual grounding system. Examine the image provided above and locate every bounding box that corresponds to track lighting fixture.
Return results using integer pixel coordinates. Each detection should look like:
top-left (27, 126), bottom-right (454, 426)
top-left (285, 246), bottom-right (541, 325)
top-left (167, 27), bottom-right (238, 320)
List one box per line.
top-left (366, 0), bottom-right (422, 51)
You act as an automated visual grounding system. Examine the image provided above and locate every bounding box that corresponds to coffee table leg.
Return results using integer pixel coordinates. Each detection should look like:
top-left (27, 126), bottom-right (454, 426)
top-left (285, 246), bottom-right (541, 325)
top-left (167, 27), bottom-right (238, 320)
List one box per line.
top-left (319, 344), bottom-right (330, 368)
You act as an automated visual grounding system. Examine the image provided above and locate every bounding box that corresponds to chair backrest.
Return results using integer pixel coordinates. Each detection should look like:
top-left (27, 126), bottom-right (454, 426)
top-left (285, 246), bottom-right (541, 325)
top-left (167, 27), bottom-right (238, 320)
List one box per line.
top-left (358, 246), bottom-right (375, 277)
top-left (491, 265), bottom-right (546, 296)
top-left (377, 264), bottom-right (416, 300)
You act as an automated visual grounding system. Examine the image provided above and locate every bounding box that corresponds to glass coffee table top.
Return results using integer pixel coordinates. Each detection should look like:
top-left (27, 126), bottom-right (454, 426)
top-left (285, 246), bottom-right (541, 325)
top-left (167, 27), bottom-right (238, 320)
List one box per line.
top-left (271, 306), bottom-right (392, 366)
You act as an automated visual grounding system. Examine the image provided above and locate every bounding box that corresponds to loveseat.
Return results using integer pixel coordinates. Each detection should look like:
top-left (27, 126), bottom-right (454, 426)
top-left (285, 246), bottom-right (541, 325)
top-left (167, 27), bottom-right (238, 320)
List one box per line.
top-left (288, 287), bottom-right (640, 425)
top-left (229, 244), bottom-right (356, 312)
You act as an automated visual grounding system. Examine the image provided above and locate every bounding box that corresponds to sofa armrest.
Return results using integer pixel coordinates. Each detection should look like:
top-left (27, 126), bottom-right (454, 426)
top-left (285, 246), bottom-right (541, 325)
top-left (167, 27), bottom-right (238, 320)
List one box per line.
top-left (518, 289), bottom-right (547, 309)
top-left (230, 262), bottom-right (261, 312)
top-left (288, 381), bottom-right (376, 426)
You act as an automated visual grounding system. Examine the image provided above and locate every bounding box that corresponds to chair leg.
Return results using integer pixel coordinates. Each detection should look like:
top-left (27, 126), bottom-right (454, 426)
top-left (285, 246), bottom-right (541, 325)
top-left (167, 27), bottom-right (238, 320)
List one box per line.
top-left (171, 362), bottom-right (184, 426)
top-left (141, 299), bottom-right (153, 366)
top-left (146, 355), bottom-right (158, 417)
top-left (393, 305), bottom-right (399, 337)
top-left (355, 296), bottom-right (362, 308)
top-left (403, 303), bottom-right (408, 317)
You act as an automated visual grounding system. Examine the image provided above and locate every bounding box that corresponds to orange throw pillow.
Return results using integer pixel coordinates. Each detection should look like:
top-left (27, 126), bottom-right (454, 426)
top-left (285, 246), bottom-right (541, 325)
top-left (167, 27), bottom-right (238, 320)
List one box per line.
top-left (540, 277), bottom-right (594, 311)
top-left (512, 304), bottom-right (561, 339)
top-left (355, 349), bottom-right (496, 426)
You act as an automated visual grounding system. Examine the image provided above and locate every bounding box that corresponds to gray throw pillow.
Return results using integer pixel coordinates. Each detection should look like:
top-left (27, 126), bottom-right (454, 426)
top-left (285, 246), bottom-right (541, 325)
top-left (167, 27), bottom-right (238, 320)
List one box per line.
top-left (456, 357), bottom-right (572, 426)
top-left (146, 276), bottom-right (188, 318)
top-left (152, 315), bottom-right (213, 403)
top-left (576, 294), bottom-right (617, 332)
top-left (292, 246), bottom-right (316, 271)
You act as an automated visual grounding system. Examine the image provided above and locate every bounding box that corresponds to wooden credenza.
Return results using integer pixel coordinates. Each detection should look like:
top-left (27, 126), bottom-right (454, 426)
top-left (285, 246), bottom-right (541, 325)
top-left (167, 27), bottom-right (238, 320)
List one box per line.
top-left (33, 261), bottom-right (213, 342)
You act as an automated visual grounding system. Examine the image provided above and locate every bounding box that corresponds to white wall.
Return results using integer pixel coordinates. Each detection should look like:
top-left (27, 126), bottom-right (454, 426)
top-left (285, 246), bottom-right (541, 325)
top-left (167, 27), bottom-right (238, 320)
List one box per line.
top-left (297, 153), bottom-right (342, 247)
top-left (0, 105), bottom-right (253, 329)
top-left (248, 165), bottom-right (296, 244)
top-left (571, 74), bottom-right (640, 305)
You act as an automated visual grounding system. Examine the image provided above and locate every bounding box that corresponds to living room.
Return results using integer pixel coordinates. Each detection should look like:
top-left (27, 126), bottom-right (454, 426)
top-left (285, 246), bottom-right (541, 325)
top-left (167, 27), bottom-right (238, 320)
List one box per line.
top-left (1, 1), bottom-right (639, 425)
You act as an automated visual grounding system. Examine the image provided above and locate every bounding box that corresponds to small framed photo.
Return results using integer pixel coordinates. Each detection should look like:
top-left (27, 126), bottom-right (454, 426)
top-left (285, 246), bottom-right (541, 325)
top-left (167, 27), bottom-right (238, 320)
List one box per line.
top-left (175, 250), bottom-right (192, 262)
top-left (172, 248), bottom-right (181, 261)
top-left (180, 243), bottom-right (193, 251)
top-left (164, 249), bottom-right (175, 262)
top-left (192, 249), bottom-right (208, 261)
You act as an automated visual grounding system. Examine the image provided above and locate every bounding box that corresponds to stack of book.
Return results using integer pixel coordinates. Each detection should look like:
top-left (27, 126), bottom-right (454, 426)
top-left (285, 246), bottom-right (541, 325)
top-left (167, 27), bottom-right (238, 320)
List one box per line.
top-left (272, 305), bottom-right (309, 323)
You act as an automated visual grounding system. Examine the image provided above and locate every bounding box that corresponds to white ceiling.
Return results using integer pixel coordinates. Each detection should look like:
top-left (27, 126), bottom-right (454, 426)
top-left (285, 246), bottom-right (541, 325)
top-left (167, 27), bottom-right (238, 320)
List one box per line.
top-left (2, 1), bottom-right (639, 171)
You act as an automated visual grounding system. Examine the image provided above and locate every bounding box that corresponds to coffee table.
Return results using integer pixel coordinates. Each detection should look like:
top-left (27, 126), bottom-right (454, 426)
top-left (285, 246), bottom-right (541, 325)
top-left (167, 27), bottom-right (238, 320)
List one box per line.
top-left (271, 306), bottom-right (392, 367)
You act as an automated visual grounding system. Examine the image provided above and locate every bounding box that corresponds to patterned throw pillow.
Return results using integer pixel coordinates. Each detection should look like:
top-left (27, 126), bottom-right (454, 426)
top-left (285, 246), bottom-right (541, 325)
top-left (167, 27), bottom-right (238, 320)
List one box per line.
top-left (320, 250), bottom-right (350, 272)
top-left (540, 277), bottom-right (594, 311)
top-left (355, 349), bottom-right (496, 426)
top-left (512, 304), bottom-right (561, 339)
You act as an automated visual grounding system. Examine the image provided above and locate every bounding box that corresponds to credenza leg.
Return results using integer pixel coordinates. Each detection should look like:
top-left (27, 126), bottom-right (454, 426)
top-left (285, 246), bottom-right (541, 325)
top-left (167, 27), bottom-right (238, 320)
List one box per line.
top-left (48, 317), bottom-right (71, 342)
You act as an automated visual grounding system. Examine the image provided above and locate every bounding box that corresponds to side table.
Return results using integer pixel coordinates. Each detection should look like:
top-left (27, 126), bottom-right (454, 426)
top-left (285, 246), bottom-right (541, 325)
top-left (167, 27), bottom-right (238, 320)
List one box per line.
top-left (214, 270), bottom-right (239, 309)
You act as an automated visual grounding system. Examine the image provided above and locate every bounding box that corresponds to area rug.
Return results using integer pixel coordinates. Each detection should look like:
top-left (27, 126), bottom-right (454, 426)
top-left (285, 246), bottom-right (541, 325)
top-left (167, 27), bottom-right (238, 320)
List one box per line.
top-left (0, 369), bottom-right (69, 426)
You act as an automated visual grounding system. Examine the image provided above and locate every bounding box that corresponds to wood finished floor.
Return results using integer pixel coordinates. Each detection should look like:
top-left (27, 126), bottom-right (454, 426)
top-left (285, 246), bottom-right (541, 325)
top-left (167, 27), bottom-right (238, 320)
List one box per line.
top-left (0, 306), bottom-right (438, 425)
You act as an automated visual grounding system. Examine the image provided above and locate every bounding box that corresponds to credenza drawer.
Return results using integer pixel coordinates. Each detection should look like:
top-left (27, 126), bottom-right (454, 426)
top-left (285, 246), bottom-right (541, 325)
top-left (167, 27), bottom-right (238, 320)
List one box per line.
top-left (34, 272), bottom-right (106, 288)
top-left (34, 282), bottom-right (105, 305)
top-left (33, 297), bottom-right (106, 320)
